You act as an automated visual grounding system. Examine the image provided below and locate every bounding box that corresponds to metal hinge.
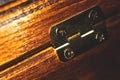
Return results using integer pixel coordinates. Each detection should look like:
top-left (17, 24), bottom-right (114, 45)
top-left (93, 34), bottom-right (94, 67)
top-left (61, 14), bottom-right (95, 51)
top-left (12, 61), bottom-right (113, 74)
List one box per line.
top-left (50, 6), bottom-right (108, 62)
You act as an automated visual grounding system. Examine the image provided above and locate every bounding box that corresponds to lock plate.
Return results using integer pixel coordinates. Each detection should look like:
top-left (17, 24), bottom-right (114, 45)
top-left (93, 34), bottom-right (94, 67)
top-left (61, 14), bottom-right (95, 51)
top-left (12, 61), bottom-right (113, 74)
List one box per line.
top-left (50, 6), bottom-right (108, 62)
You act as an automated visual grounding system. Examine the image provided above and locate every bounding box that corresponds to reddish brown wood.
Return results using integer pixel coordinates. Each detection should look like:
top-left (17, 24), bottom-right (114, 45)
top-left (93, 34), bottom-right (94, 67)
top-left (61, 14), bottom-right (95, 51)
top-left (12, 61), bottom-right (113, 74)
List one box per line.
top-left (0, 13), bottom-right (120, 80)
top-left (98, 0), bottom-right (120, 17)
top-left (0, 0), bottom-right (120, 80)
top-left (0, 0), bottom-right (119, 68)
top-left (0, 0), bottom-right (96, 66)
top-left (0, 0), bottom-right (27, 13)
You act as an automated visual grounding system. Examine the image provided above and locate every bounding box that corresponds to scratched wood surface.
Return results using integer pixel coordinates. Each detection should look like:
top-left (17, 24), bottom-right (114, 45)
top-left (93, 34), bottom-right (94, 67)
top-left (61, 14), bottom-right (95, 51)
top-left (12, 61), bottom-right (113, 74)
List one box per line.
top-left (0, 13), bottom-right (120, 80)
top-left (0, 0), bottom-right (120, 79)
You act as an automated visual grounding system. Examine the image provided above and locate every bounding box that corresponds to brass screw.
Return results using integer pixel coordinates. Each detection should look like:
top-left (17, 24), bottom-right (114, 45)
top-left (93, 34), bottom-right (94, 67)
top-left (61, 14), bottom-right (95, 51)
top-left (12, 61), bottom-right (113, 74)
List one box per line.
top-left (55, 28), bottom-right (67, 37)
top-left (88, 10), bottom-right (99, 22)
top-left (96, 33), bottom-right (105, 42)
top-left (64, 48), bottom-right (75, 60)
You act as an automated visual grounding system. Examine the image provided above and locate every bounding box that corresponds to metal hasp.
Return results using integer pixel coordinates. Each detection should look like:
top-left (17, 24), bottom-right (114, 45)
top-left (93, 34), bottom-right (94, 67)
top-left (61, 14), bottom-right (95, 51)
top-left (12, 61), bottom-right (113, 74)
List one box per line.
top-left (50, 6), bottom-right (108, 62)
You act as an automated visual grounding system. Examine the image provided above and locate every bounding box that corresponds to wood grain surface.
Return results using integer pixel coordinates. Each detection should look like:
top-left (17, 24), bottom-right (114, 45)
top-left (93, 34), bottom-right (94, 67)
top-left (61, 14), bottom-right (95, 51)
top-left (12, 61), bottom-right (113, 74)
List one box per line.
top-left (0, 0), bottom-right (120, 79)
top-left (0, 0), bottom-right (119, 68)
top-left (0, 12), bottom-right (120, 80)
top-left (0, 0), bottom-right (27, 13)
top-left (0, 0), bottom-right (96, 66)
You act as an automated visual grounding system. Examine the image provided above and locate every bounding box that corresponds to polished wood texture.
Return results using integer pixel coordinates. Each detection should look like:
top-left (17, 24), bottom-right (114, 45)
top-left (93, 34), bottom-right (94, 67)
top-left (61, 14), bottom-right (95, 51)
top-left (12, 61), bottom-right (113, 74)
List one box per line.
top-left (0, 0), bottom-right (98, 67)
top-left (0, 0), bottom-right (27, 13)
top-left (1, 14), bottom-right (120, 80)
top-left (0, 0), bottom-right (120, 80)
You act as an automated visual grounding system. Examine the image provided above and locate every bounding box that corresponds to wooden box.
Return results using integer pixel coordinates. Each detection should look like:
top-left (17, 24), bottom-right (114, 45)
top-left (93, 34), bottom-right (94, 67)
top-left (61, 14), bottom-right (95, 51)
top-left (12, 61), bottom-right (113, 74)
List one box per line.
top-left (0, 0), bottom-right (120, 80)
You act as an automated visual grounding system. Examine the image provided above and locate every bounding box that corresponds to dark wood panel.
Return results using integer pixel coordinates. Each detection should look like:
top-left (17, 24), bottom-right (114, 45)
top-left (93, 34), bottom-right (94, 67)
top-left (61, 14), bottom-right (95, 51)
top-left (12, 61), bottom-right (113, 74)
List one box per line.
top-left (98, 0), bottom-right (120, 17)
top-left (0, 13), bottom-right (120, 80)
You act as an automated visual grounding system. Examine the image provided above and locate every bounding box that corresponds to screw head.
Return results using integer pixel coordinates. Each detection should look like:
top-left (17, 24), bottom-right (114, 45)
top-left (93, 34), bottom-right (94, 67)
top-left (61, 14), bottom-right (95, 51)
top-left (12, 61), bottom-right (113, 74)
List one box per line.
top-left (88, 10), bottom-right (99, 22)
top-left (96, 33), bottom-right (105, 43)
top-left (55, 28), bottom-right (67, 37)
top-left (64, 48), bottom-right (75, 60)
